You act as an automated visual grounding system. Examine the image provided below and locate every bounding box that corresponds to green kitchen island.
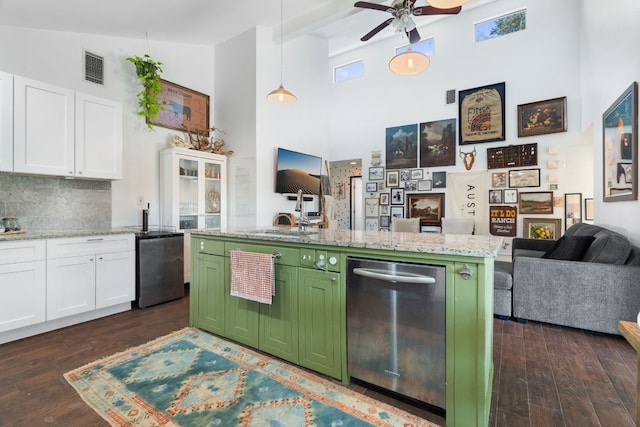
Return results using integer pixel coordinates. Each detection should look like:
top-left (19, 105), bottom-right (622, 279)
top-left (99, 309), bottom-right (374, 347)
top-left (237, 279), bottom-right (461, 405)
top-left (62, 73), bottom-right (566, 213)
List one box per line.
top-left (190, 227), bottom-right (502, 427)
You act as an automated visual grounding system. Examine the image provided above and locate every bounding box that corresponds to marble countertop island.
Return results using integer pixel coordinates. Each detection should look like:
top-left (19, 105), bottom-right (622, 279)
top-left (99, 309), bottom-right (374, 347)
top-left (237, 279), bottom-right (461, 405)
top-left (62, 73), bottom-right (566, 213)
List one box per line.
top-left (192, 227), bottom-right (503, 258)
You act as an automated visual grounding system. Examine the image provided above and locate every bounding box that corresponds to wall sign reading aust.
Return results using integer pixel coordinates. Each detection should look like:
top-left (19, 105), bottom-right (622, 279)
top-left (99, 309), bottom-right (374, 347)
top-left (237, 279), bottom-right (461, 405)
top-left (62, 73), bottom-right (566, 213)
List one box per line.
top-left (489, 206), bottom-right (517, 237)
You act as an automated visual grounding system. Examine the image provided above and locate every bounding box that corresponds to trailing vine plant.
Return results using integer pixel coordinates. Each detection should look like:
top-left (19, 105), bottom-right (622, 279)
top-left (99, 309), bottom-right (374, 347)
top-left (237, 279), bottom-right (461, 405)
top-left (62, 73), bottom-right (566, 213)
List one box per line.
top-left (126, 54), bottom-right (164, 130)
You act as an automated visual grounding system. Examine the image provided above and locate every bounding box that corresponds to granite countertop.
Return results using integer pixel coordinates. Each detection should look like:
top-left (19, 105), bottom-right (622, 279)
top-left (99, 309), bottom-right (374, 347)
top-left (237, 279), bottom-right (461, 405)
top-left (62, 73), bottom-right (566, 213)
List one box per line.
top-left (192, 227), bottom-right (503, 258)
top-left (0, 228), bottom-right (136, 242)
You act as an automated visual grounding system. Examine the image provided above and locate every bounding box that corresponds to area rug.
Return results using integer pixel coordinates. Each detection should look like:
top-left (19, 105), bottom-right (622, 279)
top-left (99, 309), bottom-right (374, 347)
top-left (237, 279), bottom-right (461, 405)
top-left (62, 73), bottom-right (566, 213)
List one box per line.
top-left (64, 327), bottom-right (438, 427)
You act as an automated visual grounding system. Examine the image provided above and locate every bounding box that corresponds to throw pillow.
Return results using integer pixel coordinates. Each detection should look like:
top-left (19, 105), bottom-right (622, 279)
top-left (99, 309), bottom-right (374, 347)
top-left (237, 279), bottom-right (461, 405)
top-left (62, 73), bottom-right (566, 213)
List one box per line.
top-left (542, 235), bottom-right (595, 261)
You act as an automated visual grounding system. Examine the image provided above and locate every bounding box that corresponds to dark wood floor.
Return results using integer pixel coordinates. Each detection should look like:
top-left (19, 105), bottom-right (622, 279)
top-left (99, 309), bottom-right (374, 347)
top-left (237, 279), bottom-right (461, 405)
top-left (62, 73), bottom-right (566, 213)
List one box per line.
top-left (0, 291), bottom-right (637, 426)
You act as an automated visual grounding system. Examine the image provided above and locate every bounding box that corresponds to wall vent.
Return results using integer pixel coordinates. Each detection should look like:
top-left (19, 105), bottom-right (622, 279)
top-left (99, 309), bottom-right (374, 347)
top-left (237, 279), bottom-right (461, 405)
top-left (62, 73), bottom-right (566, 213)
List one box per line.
top-left (84, 50), bottom-right (104, 85)
top-left (446, 89), bottom-right (456, 104)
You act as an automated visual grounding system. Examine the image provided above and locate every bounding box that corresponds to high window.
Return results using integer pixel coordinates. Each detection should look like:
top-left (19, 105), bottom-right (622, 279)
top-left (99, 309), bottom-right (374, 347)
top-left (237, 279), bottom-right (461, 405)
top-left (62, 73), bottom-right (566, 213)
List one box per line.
top-left (396, 37), bottom-right (435, 56)
top-left (475, 8), bottom-right (527, 42)
top-left (333, 60), bottom-right (364, 83)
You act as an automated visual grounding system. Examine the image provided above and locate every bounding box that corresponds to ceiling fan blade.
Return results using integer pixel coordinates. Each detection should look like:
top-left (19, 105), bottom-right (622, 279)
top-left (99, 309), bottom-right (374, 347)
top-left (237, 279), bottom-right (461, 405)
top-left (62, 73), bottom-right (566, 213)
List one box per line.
top-left (413, 5), bottom-right (462, 16)
top-left (361, 18), bottom-right (394, 41)
top-left (407, 27), bottom-right (421, 44)
top-left (354, 1), bottom-right (393, 12)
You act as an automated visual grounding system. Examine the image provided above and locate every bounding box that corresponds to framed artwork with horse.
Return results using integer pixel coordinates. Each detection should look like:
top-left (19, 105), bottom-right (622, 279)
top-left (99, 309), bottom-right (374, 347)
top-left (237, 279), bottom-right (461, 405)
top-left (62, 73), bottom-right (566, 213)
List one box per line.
top-left (148, 79), bottom-right (210, 132)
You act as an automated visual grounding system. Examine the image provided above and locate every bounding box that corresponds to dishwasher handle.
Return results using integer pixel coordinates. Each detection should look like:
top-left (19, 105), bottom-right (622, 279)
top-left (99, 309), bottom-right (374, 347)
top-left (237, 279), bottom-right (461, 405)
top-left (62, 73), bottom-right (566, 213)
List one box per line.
top-left (352, 267), bottom-right (436, 284)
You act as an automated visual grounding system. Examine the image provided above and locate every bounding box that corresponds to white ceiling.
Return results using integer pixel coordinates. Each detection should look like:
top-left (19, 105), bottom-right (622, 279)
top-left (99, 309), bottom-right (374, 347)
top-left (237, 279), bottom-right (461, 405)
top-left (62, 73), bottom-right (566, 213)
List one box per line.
top-left (0, 0), bottom-right (496, 56)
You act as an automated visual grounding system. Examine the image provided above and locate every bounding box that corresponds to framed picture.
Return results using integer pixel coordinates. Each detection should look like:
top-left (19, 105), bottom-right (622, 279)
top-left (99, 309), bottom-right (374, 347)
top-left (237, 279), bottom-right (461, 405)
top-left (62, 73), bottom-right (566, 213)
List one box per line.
top-left (517, 96), bottom-right (567, 137)
top-left (519, 191), bottom-right (554, 214)
top-left (390, 206), bottom-right (405, 218)
top-left (366, 182), bottom-right (378, 192)
top-left (504, 188), bottom-right (518, 204)
top-left (405, 181), bottom-right (417, 191)
top-left (489, 189), bottom-right (503, 204)
top-left (508, 168), bottom-right (540, 188)
top-left (148, 79), bottom-right (210, 132)
top-left (379, 215), bottom-right (390, 227)
top-left (523, 218), bottom-right (563, 240)
top-left (420, 118), bottom-right (457, 167)
top-left (491, 172), bottom-right (507, 188)
top-left (407, 193), bottom-right (445, 225)
top-left (379, 193), bottom-right (390, 205)
top-left (418, 179), bottom-right (432, 191)
top-left (365, 217), bottom-right (379, 231)
top-left (564, 193), bottom-right (582, 230)
top-left (617, 163), bottom-right (633, 184)
top-left (386, 124), bottom-right (418, 169)
top-left (410, 169), bottom-right (423, 180)
top-left (458, 82), bottom-right (506, 144)
top-left (390, 188), bottom-right (405, 205)
top-left (380, 205), bottom-right (390, 215)
top-left (603, 82), bottom-right (638, 202)
top-left (432, 171), bottom-right (447, 188)
top-left (400, 169), bottom-right (410, 182)
top-left (365, 198), bottom-right (378, 217)
top-left (369, 167), bottom-right (384, 181)
top-left (334, 183), bottom-right (345, 199)
top-left (584, 198), bottom-right (594, 220)
top-left (386, 170), bottom-right (400, 187)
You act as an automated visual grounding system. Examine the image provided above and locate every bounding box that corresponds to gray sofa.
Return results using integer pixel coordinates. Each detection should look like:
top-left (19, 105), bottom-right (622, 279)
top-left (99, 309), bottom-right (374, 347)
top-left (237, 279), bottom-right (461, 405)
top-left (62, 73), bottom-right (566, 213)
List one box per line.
top-left (511, 222), bottom-right (640, 335)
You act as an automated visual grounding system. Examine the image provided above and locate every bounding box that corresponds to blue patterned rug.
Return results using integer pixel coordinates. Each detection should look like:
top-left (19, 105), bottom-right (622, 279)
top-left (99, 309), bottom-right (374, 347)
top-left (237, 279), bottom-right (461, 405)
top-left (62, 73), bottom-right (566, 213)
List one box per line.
top-left (64, 327), bottom-right (437, 426)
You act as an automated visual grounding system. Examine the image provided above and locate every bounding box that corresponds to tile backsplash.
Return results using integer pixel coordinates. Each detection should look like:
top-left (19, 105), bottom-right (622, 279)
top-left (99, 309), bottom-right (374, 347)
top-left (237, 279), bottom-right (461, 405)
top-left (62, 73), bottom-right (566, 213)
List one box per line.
top-left (0, 173), bottom-right (111, 231)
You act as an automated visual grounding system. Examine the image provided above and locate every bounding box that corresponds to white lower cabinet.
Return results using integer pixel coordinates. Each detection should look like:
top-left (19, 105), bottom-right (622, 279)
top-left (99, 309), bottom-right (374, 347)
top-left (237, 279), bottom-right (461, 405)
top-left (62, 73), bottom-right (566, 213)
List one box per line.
top-left (0, 240), bottom-right (46, 333)
top-left (46, 234), bottom-right (135, 320)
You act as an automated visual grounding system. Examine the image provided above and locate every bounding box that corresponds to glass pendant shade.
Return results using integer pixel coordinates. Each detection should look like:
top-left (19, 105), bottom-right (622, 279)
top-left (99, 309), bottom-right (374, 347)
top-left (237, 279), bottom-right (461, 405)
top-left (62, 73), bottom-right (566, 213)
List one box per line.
top-left (428, 0), bottom-right (469, 8)
top-left (389, 50), bottom-right (430, 75)
top-left (267, 84), bottom-right (297, 104)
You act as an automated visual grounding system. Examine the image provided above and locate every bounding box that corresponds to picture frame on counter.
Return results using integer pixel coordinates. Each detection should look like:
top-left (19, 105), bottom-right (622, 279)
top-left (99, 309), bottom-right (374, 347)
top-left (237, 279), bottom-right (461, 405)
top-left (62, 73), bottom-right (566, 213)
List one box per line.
top-left (407, 193), bottom-right (445, 225)
top-left (517, 96), bottom-right (567, 137)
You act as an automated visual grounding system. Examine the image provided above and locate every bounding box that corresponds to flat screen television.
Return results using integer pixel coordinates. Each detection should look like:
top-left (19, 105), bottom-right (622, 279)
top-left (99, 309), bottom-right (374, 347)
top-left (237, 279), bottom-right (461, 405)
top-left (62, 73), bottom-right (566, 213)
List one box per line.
top-left (275, 147), bottom-right (322, 195)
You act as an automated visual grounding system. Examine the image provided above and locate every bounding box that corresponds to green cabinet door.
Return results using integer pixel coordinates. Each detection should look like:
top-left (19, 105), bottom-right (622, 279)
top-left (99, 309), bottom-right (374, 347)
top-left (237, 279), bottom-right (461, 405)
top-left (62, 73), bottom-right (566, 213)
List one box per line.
top-left (224, 258), bottom-right (260, 347)
top-left (298, 268), bottom-right (341, 379)
top-left (259, 264), bottom-right (299, 364)
top-left (191, 253), bottom-right (226, 335)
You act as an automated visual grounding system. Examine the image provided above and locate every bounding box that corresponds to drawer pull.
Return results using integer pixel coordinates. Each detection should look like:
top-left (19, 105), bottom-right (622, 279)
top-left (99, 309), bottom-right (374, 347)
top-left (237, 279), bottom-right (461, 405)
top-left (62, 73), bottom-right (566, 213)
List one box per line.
top-left (86, 238), bottom-right (104, 242)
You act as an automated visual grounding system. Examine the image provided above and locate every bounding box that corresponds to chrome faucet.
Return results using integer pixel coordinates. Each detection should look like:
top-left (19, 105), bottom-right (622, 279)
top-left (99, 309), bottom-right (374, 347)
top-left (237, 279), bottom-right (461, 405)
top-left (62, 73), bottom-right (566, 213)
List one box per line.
top-left (295, 189), bottom-right (310, 231)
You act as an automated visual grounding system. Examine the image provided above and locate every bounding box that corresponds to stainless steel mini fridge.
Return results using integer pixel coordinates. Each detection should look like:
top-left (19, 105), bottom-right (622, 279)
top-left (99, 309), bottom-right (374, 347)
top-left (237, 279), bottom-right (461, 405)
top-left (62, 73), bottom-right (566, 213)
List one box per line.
top-left (135, 231), bottom-right (184, 308)
top-left (346, 257), bottom-right (446, 410)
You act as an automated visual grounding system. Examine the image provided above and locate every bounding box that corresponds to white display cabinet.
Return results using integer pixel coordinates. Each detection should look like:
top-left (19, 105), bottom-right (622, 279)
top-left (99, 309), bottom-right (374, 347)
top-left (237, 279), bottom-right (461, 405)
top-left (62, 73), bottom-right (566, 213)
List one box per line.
top-left (159, 147), bottom-right (227, 282)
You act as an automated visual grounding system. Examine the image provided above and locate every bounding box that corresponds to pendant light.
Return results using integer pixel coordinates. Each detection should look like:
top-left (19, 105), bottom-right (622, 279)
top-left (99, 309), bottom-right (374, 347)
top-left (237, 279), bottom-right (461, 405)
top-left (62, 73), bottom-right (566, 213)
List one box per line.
top-left (389, 46), bottom-right (430, 75)
top-left (428, 0), bottom-right (469, 8)
top-left (267, 0), bottom-right (297, 104)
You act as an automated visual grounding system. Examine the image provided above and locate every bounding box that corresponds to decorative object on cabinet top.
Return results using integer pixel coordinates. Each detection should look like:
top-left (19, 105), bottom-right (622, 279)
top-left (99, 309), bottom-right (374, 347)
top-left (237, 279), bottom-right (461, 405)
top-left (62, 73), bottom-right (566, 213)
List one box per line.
top-left (171, 125), bottom-right (234, 156)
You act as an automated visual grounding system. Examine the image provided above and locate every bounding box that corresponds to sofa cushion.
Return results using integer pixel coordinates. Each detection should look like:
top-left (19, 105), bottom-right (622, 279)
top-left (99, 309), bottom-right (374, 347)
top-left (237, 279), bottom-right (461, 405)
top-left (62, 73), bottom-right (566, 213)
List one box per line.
top-left (582, 230), bottom-right (631, 264)
top-left (563, 222), bottom-right (603, 238)
top-left (513, 248), bottom-right (545, 259)
top-left (494, 261), bottom-right (513, 290)
top-left (541, 235), bottom-right (595, 261)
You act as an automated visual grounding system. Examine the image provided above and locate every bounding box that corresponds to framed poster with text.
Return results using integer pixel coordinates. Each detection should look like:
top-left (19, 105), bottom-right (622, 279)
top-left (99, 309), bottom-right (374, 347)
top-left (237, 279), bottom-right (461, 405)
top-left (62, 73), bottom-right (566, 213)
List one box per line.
top-left (459, 82), bottom-right (506, 144)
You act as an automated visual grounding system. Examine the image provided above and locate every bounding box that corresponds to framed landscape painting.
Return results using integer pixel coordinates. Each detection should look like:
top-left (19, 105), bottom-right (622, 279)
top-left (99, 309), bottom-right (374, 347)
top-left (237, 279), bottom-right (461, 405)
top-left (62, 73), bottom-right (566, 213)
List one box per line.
top-left (519, 191), bottom-right (554, 214)
top-left (407, 193), bottom-right (445, 225)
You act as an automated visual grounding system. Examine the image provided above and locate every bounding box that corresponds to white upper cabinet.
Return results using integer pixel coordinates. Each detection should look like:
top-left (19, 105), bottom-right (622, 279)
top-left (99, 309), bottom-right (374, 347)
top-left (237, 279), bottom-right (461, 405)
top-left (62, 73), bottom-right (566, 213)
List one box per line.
top-left (14, 76), bottom-right (75, 176)
top-left (75, 93), bottom-right (123, 179)
top-left (0, 71), bottom-right (13, 172)
top-left (12, 74), bottom-right (123, 180)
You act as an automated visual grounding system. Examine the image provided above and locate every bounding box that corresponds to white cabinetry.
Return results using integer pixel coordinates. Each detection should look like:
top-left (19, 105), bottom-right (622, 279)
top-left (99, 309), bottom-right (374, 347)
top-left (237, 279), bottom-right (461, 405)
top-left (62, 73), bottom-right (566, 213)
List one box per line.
top-left (0, 240), bottom-right (46, 332)
top-left (160, 148), bottom-right (227, 282)
top-left (46, 234), bottom-right (134, 320)
top-left (0, 71), bottom-right (13, 172)
top-left (13, 75), bottom-right (123, 179)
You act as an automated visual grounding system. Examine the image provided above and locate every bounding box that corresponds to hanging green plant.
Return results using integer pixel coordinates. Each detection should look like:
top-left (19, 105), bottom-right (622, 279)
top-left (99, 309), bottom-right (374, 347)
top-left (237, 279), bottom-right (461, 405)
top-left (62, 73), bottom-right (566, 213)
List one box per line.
top-left (126, 54), bottom-right (165, 130)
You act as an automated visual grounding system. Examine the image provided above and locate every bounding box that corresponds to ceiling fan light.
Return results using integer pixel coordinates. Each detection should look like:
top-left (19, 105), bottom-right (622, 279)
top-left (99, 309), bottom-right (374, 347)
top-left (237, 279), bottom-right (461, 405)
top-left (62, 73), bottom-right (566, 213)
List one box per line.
top-left (428, 0), bottom-right (469, 8)
top-left (267, 84), bottom-right (297, 104)
top-left (389, 50), bottom-right (430, 75)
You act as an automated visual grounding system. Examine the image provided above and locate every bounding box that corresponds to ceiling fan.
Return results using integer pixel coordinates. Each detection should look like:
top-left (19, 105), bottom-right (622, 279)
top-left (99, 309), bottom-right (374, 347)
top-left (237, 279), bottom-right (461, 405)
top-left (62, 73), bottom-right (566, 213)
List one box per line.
top-left (354, 0), bottom-right (462, 44)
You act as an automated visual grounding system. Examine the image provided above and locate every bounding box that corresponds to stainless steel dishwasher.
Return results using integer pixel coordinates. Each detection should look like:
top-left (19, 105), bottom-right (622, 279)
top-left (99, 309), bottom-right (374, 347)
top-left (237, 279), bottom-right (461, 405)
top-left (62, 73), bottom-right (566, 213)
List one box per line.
top-left (346, 257), bottom-right (446, 410)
